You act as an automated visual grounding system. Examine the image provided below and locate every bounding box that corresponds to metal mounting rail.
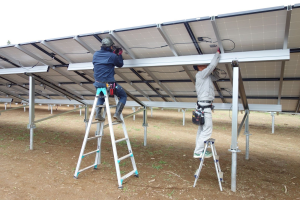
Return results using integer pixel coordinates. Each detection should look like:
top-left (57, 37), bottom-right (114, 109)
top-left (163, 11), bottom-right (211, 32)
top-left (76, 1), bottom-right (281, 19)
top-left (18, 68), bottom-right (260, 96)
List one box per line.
top-left (25, 73), bottom-right (86, 105)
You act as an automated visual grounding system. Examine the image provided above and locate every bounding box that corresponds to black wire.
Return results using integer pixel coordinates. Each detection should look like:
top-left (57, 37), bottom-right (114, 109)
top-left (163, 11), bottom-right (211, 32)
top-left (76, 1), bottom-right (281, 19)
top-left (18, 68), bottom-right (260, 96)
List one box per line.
top-left (129, 45), bottom-right (168, 49)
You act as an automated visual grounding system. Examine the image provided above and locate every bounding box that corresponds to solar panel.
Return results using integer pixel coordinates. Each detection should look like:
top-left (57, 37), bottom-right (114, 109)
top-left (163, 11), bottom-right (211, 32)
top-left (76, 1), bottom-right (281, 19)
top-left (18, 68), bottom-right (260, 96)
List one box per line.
top-left (0, 4), bottom-right (299, 113)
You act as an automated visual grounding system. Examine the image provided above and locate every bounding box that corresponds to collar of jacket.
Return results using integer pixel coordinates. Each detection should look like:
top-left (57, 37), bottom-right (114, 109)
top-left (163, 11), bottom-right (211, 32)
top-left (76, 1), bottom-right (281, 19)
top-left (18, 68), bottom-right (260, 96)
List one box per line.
top-left (101, 46), bottom-right (113, 52)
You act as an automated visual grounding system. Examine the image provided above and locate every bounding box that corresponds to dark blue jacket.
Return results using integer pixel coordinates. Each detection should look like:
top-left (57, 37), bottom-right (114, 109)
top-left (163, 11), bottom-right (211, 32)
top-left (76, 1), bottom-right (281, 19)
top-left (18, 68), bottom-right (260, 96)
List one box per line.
top-left (93, 47), bottom-right (124, 82)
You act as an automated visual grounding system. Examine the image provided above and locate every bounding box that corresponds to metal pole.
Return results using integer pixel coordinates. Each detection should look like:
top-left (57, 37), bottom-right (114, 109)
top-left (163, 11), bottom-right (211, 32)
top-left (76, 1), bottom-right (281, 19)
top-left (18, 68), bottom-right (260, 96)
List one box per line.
top-left (84, 105), bottom-right (89, 129)
top-left (48, 104), bottom-right (50, 110)
top-left (79, 105), bottom-right (82, 116)
top-left (5, 103), bottom-right (7, 110)
top-left (244, 110), bottom-right (250, 160)
top-left (50, 105), bottom-right (53, 114)
top-left (230, 64), bottom-right (240, 192)
top-left (271, 112), bottom-right (275, 134)
top-left (143, 107), bottom-right (148, 146)
top-left (24, 104), bottom-right (26, 112)
top-left (28, 76), bottom-right (36, 150)
top-left (132, 107), bottom-right (136, 121)
top-left (151, 107), bottom-right (153, 117)
top-left (182, 109), bottom-right (186, 126)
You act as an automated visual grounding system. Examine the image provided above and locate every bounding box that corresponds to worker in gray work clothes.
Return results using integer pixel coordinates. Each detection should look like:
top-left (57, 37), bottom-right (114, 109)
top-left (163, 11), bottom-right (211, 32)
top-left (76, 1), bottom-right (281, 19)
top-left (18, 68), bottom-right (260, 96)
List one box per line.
top-left (193, 49), bottom-right (221, 158)
top-left (93, 37), bottom-right (127, 122)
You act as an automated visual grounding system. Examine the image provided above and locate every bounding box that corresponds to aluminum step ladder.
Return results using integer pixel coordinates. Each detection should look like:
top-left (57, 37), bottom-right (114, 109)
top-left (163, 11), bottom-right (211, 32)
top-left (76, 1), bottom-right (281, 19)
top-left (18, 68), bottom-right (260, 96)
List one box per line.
top-left (74, 87), bottom-right (138, 189)
top-left (193, 138), bottom-right (223, 191)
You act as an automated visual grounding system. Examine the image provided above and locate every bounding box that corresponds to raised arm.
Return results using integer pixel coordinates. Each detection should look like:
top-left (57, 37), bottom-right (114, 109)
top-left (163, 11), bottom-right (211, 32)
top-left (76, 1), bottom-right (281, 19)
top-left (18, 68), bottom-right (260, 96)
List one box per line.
top-left (201, 52), bottom-right (221, 78)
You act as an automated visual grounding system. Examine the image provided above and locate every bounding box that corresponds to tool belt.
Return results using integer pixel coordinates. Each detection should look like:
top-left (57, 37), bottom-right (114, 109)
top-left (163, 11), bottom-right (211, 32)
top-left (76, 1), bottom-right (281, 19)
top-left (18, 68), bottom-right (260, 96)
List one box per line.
top-left (96, 81), bottom-right (117, 97)
top-left (106, 82), bottom-right (116, 97)
top-left (192, 101), bottom-right (214, 126)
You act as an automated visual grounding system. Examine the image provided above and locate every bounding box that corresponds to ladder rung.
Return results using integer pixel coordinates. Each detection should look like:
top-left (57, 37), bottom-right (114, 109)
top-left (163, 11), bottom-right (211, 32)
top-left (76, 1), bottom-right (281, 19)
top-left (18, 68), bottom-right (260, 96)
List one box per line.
top-left (97, 105), bottom-right (117, 108)
top-left (87, 135), bottom-right (102, 141)
top-left (83, 149), bottom-right (99, 157)
top-left (78, 164), bottom-right (96, 173)
top-left (118, 153), bottom-right (132, 162)
top-left (121, 170), bottom-right (136, 180)
top-left (92, 121), bottom-right (104, 124)
top-left (115, 137), bottom-right (128, 143)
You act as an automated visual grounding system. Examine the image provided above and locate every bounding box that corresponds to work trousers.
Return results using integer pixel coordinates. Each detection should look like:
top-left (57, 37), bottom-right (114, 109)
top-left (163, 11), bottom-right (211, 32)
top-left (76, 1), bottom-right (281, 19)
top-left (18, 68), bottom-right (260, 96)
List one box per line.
top-left (93, 82), bottom-right (127, 105)
top-left (194, 103), bottom-right (213, 154)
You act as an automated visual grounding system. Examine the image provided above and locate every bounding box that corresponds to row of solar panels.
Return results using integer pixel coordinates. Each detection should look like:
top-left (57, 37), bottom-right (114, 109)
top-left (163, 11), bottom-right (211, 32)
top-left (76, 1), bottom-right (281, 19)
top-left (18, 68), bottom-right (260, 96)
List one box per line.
top-left (0, 4), bottom-right (299, 112)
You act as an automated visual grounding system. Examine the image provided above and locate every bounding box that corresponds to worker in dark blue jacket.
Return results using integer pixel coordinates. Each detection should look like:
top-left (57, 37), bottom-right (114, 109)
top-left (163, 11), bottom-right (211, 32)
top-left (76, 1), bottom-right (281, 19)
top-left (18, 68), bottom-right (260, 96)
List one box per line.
top-left (93, 37), bottom-right (127, 122)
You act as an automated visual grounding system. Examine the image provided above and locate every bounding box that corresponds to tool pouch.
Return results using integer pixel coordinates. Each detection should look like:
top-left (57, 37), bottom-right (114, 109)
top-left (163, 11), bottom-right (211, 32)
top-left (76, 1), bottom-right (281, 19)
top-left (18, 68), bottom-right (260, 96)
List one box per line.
top-left (192, 110), bottom-right (205, 126)
top-left (107, 83), bottom-right (116, 97)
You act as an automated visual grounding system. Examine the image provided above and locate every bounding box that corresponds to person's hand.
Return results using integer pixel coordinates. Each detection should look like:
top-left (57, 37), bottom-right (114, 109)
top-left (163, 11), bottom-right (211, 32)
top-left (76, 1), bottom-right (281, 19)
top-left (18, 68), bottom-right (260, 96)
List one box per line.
top-left (217, 48), bottom-right (221, 54)
top-left (118, 48), bottom-right (123, 56)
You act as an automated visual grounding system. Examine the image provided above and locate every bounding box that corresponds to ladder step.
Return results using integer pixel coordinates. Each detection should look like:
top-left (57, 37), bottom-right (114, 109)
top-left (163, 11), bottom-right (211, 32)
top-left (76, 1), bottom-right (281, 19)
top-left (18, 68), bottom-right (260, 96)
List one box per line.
top-left (92, 121), bottom-right (104, 124)
top-left (87, 135), bottom-right (102, 141)
top-left (121, 170), bottom-right (136, 181)
top-left (118, 153), bottom-right (132, 162)
top-left (78, 164), bottom-right (97, 173)
top-left (219, 171), bottom-right (223, 180)
top-left (115, 137), bottom-right (128, 143)
top-left (103, 121), bottom-right (122, 129)
top-left (97, 105), bottom-right (117, 108)
top-left (83, 149), bottom-right (99, 157)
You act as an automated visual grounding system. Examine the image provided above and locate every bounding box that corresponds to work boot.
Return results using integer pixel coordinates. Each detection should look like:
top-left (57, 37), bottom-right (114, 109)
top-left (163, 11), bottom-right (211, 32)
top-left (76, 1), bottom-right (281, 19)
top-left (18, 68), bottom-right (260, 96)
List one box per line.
top-left (193, 151), bottom-right (212, 159)
top-left (95, 107), bottom-right (105, 121)
top-left (113, 102), bottom-right (125, 122)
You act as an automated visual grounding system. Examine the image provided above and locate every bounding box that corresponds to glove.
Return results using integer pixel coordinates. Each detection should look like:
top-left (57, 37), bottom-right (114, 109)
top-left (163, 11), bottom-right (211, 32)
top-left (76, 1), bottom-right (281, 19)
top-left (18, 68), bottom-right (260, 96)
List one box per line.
top-left (217, 48), bottom-right (221, 54)
top-left (117, 48), bottom-right (123, 56)
top-left (113, 48), bottom-right (123, 56)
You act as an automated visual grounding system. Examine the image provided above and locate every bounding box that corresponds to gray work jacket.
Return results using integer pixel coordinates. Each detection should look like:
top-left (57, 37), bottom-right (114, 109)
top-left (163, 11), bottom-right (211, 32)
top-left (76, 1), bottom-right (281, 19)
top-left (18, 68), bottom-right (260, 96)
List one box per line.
top-left (195, 52), bottom-right (221, 101)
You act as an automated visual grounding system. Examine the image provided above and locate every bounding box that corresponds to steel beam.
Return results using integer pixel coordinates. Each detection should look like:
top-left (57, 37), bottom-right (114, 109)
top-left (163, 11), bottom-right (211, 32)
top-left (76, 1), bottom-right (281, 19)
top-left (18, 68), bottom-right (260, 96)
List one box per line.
top-left (244, 110), bottom-right (250, 160)
top-left (114, 70), bottom-right (151, 101)
top-left (0, 66), bottom-right (49, 74)
top-left (41, 40), bottom-right (73, 63)
top-left (283, 5), bottom-right (292, 49)
top-left (184, 22), bottom-right (203, 54)
top-left (0, 51), bottom-right (23, 67)
top-left (0, 87), bottom-right (28, 102)
top-left (211, 16), bottom-right (224, 54)
top-left (25, 73), bottom-right (86, 105)
top-left (143, 68), bottom-right (177, 102)
top-left (28, 76), bottom-right (36, 150)
top-left (232, 61), bottom-right (249, 110)
top-left (279, 6), bottom-right (292, 104)
top-left (74, 36), bottom-right (95, 54)
top-left (278, 61), bottom-right (285, 104)
top-left (15, 45), bottom-right (52, 66)
top-left (109, 31), bottom-right (136, 59)
top-left (0, 98), bottom-right (12, 103)
top-left (230, 65), bottom-right (240, 192)
top-left (157, 24), bottom-right (179, 56)
top-left (130, 68), bottom-right (167, 102)
top-left (52, 67), bottom-right (95, 94)
top-left (68, 49), bottom-right (290, 70)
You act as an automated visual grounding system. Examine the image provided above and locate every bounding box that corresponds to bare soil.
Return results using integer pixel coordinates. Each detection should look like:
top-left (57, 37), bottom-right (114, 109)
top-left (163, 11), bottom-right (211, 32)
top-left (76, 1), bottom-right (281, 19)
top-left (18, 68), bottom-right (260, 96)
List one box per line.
top-left (0, 104), bottom-right (299, 200)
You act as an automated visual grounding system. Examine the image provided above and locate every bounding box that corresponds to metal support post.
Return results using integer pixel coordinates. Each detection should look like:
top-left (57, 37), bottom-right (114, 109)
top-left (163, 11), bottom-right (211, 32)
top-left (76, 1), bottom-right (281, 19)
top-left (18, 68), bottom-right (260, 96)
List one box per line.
top-left (24, 104), bottom-right (26, 112)
top-left (244, 110), bottom-right (251, 160)
top-left (271, 112), bottom-right (275, 134)
top-left (151, 107), bottom-right (153, 117)
top-left (79, 105), bottom-right (82, 116)
top-left (48, 104), bottom-right (50, 110)
top-left (5, 103), bottom-right (7, 110)
top-left (143, 107), bottom-right (148, 146)
top-left (50, 105), bottom-right (53, 114)
top-left (27, 76), bottom-right (36, 150)
top-left (230, 62), bottom-right (241, 192)
top-left (182, 109), bottom-right (186, 126)
top-left (84, 105), bottom-right (89, 129)
top-left (132, 107), bottom-right (136, 121)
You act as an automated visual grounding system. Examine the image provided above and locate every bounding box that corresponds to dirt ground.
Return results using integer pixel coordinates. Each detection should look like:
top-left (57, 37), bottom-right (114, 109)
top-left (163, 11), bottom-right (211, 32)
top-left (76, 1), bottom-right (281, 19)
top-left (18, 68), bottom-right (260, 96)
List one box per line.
top-left (0, 104), bottom-right (299, 200)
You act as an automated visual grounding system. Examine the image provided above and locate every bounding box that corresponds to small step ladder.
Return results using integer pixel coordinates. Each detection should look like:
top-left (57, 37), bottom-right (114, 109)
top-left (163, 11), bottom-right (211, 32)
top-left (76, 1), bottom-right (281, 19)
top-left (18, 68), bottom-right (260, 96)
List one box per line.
top-left (193, 138), bottom-right (223, 191)
top-left (74, 87), bottom-right (138, 189)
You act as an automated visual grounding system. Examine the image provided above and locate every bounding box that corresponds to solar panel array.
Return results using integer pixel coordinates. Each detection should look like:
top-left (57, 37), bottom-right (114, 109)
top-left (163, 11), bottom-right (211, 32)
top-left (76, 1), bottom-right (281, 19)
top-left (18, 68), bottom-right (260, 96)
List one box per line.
top-left (0, 5), bottom-right (299, 112)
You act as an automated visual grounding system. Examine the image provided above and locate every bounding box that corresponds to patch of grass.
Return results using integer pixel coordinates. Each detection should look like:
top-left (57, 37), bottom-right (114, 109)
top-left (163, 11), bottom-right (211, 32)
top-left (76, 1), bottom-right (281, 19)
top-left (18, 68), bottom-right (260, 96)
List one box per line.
top-left (17, 136), bottom-right (25, 141)
top-left (155, 135), bottom-right (160, 139)
top-left (159, 160), bottom-right (167, 164)
top-left (119, 141), bottom-right (127, 146)
top-left (40, 140), bottom-right (47, 143)
top-left (119, 161), bottom-right (127, 167)
top-left (167, 189), bottom-right (175, 197)
top-left (152, 164), bottom-right (162, 170)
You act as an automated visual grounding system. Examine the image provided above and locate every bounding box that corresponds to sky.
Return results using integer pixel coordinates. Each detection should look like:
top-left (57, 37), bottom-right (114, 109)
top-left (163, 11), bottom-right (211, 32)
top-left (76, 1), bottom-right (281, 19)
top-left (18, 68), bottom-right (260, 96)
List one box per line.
top-left (0, 0), bottom-right (299, 46)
